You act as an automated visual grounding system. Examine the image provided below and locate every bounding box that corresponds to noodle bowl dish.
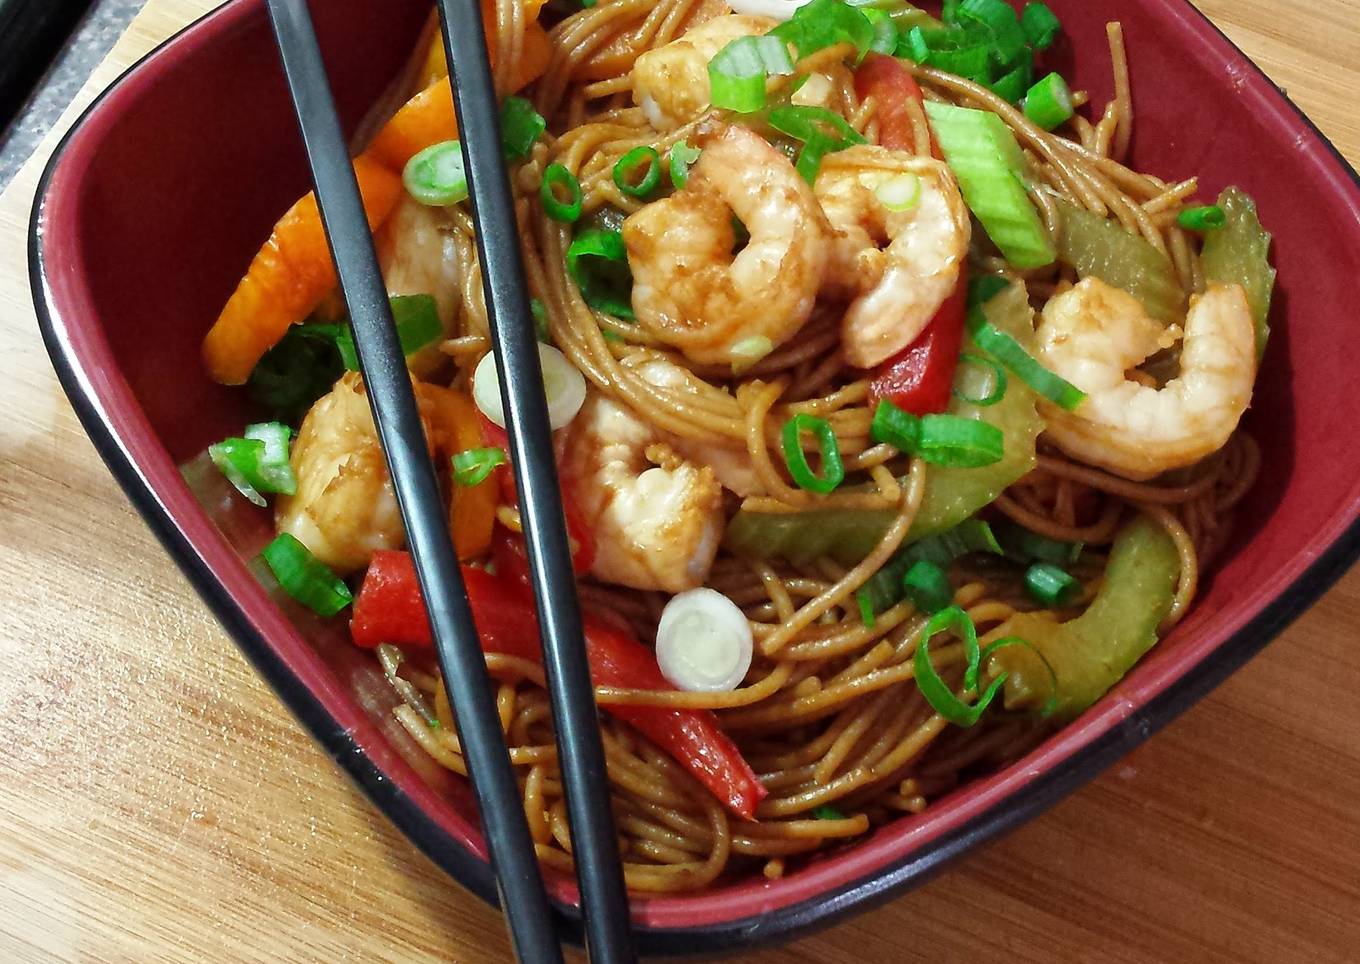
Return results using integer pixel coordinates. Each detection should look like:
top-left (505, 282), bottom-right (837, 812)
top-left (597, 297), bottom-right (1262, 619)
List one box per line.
top-left (31, 0), bottom-right (1360, 951)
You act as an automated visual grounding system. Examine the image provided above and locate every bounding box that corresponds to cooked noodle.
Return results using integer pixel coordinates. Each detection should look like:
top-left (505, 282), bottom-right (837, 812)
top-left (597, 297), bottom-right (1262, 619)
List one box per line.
top-left (351, 1), bottom-right (1262, 891)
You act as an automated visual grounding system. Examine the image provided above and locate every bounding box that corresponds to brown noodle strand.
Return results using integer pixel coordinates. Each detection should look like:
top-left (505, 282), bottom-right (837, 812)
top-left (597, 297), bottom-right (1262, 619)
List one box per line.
top-left (362, 3), bottom-right (1262, 893)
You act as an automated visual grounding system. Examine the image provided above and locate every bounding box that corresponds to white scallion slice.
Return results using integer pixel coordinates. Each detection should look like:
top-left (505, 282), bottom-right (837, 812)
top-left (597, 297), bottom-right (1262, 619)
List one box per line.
top-left (656, 588), bottom-right (754, 693)
top-left (726, 0), bottom-right (812, 20)
top-left (729, 335), bottom-right (773, 374)
top-left (473, 343), bottom-right (587, 431)
top-left (876, 173), bottom-right (921, 212)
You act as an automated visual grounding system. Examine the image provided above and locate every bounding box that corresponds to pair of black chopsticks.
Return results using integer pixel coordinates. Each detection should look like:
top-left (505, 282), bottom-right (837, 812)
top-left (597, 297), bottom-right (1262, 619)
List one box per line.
top-left (261, 2), bottom-right (634, 961)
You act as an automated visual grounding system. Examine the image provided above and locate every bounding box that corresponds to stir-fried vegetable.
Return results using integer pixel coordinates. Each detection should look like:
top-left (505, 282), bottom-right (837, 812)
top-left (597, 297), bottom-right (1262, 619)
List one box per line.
top-left (209, 421), bottom-right (297, 507)
top-left (1201, 186), bottom-right (1276, 359)
top-left (901, 0), bottom-right (1063, 105)
top-left (350, 553), bottom-right (767, 818)
top-left (782, 414), bottom-right (847, 493)
top-left (246, 323), bottom-right (346, 424)
top-left (725, 282), bottom-right (1043, 563)
top-left (202, 156), bottom-right (402, 385)
top-left (924, 101), bottom-right (1056, 268)
top-left (656, 588), bottom-right (754, 692)
top-left (1053, 198), bottom-right (1185, 324)
top-left (472, 343), bottom-right (587, 432)
top-left (403, 140), bottom-right (468, 207)
top-left (856, 518), bottom-right (1002, 616)
top-left (991, 515), bottom-right (1181, 720)
top-left (1022, 71), bottom-right (1073, 129)
top-left (262, 532), bottom-right (353, 617)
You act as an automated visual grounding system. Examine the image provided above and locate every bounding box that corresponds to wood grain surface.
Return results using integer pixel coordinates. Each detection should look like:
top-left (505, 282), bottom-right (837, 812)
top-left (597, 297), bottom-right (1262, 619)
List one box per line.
top-left (2, 2), bottom-right (1358, 961)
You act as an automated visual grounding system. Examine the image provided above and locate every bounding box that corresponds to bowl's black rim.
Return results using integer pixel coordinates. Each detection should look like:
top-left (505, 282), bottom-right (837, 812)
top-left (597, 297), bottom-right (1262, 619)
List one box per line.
top-left (28, 0), bottom-right (1360, 957)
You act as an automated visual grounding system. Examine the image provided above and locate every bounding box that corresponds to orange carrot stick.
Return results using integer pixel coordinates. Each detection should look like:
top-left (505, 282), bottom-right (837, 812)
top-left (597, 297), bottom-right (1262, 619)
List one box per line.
top-left (202, 155), bottom-right (401, 385)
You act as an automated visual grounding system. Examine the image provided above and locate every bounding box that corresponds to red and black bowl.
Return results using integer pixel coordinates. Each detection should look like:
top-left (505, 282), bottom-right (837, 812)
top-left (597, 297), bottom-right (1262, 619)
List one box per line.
top-left (29, 0), bottom-right (1360, 954)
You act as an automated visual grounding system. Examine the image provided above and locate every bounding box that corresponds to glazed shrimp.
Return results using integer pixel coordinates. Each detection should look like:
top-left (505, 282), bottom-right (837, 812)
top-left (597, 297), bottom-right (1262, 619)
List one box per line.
top-left (276, 373), bottom-right (426, 574)
top-left (562, 390), bottom-right (724, 593)
top-left (1036, 277), bottom-right (1257, 481)
top-left (631, 16), bottom-right (775, 132)
top-left (623, 124), bottom-right (829, 367)
top-left (376, 194), bottom-right (460, 378)
top-left (632, 15), bottom-right (849, 132)
top-left (814, 146), bottom-right (970, 368)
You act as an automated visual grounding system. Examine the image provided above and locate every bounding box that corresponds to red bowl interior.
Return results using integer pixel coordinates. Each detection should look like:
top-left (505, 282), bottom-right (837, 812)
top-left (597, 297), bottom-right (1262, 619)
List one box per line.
top-left (31, 0), bottom-right (1360, 951)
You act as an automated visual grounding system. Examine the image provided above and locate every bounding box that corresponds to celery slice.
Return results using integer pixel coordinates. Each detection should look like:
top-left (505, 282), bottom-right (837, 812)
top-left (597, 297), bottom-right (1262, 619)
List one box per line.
top-left (1200, 186), bottom-right (1276, 359)
top-left (1053, 199), bottom-right (1185, 324)
top-left (922, 101), bottom-right (1056, 269)
top-left (989, 515), bottom-right (1180, 721)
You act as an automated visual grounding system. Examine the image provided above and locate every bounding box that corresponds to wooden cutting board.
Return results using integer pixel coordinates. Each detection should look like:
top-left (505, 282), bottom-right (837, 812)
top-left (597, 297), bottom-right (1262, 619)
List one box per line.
top-left (1, 2), bottom-right (1357, 961)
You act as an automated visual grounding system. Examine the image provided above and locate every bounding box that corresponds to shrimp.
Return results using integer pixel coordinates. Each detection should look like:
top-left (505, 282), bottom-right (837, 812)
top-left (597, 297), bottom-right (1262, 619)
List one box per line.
top-left (631, 16), bottom-right (776, 132)
top-left (276, 374), bottom-right (497, 572)
top-left (630, 15), bottom-right (853, 131)
top-left (623, 123), bottom-right (829, 367)
top-left (1035, 277), bottom-right (1257, 481)
top-left (562, 390), bottom-right (725, 593)
top-left (376, 194), bottom-right (460, 377)
top-left (276, 373), bottom-right (422, 574)
top-left (813, 146), bottom-right (970, 368)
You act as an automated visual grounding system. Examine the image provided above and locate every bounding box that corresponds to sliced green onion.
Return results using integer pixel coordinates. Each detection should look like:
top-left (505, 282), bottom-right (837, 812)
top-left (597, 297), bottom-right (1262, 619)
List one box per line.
top-left (957, 0), bottom-right (1027, 67)
top-left (261, 533), bottom-right (353, 617)
top-left (707, 35), bottom-right (795, 113)
top-left (875, 173), bottom-right (921, 211)
top-left (952, 352), bottom-right (1007, 406)
top-left (209, 439), bottom-right (266, 506)
top-left (902, 25), bottom-right (932, 63)
top-left (870, 400), bottom-right (1004, 467)
top-left (1020, 2), bottom-right (1062, 50)
top-left (919, 39), bottom-right (992, 79)
top-left (730, 335), bottom-right (773, 374)
top-left (987, 61), bottom-right (1032, 105)
top-left (913, 605), bottom-right (1007, 727)
top-left (863, 8), bottom-right (899, 54)
top-left (903, 559), bottom-right (953, 614)
top-left (501, 96), bottom-right (546, 161)
top-left (969, 273), bottom-right (1010, 308)
top-left (967, 314), bottom-right (1085, 411)
top-left (541, 163), bottom-right (583, 223)
top-left (996, 521), bottom-right (1082, 567)
top-left (769, 106), bottom-right (865, 184)
top-left (769, 105), bottom-right (867, 148)
top-left (770, 0), bottom-right (876, 62)
top-left (530, 298), bottom-right (551, 343)
top-left (209, 423), bottom-right (298, 506)
top-left (669, 142), bottom-right (701, 189)
top-left (1024, 562), bottom-right (1081, 606)
top-left (858, 519), bottom-right (1002, 617)
top-left (244, 422), bottom-right (297, 493)
top-left (613, 146), bottom-right (662, 198)
top-left (812, 805), bottom-right (847, 820)
top-left (781, 413), bottom-right (845, 494)
top-left (403, 140), bottom-right (468, 207)
top-left (857, 589), bottom-right (877, 627)
top-left (1177, 205), bottom-right (1227, 231)
top-left (451, 447), bottom-right (507, 487)
top-left (1023, 72), bottom-right (1074, 130)
top-left (335, 295), bottom-right (443, 372)
top-left (566, 229), bottom-right (634, 319)
top-left (247, 323), bottom-right (345, 424)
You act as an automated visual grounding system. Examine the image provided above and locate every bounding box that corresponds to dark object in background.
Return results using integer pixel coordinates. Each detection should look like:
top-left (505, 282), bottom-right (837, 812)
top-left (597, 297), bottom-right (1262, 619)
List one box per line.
top-left (0, 0), bottom-right (97, 133)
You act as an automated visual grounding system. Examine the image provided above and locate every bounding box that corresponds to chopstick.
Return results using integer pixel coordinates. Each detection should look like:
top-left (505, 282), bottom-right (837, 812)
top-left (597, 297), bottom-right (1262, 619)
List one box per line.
top-left (261, 3), bottom-right (564, 961)
top-left (430, 3), bottom-right (636, 962)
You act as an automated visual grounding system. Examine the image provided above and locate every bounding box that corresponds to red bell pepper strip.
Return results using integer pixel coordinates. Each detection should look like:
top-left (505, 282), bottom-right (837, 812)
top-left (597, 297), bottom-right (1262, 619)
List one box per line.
top-left (351, 551), bottom-right (767, 819)
top-left (856, 54), bottom-right (969, 415)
